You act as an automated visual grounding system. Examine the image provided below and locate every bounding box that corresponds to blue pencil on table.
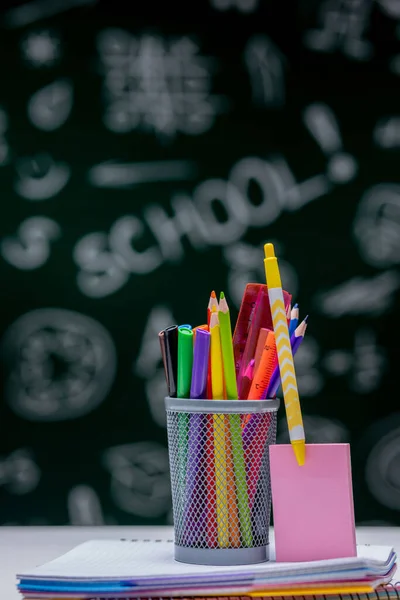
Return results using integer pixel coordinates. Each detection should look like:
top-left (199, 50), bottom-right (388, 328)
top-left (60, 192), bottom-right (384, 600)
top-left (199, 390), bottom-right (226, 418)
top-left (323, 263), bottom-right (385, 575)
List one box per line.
top-left (288, 303), bottom-right (299, 337)
top-left (183, 327), bottom-right (210, 544)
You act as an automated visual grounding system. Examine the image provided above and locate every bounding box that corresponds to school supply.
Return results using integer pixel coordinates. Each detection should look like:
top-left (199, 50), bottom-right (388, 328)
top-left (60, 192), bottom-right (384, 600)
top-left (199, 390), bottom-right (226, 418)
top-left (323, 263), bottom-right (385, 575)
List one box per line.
top-left (289, 304), bottom-right (299, 336)
top-left (219, 292), bottom-right (252, 547)
top-left (270, 444), bottom-right (357, 563)
top-left (16, 539), bottom-right (397, 598)
top-left (241, 358), bottom-right (255, 400)
top-left (21, 587), bottom-right (400, 600)
top-left (265, 317), bottom-right (308, 399)
top-left (248, 330), bottom-right (276, 400)
top-left (254, 328), bottom-right (270, 373)
top-left (159, 330), bottom-right (168, 387)
top-left (164, 324), bottom-right (179, 398)
top-left (263, 243), bottom-right (305, 466)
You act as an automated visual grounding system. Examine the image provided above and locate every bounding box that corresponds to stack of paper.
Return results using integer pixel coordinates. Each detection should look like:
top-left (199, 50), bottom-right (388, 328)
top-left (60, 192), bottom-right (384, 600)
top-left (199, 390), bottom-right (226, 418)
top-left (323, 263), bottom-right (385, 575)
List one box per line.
top-left (17, 540), bottom-right (397, 598)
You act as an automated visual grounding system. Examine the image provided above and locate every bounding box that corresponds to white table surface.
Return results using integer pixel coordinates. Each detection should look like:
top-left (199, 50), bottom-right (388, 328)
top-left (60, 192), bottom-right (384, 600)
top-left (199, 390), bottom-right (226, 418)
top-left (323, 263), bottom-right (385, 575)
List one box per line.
top-left (3, 526), bottom-right (400, 599)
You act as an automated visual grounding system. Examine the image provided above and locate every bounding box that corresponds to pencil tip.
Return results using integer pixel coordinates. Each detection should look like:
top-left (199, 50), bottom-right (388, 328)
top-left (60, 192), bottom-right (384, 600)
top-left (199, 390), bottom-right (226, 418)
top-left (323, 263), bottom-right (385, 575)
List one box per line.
top-left (264, 242), bottom-right (275, 259)
top-left (210, 311), bottom-right (219, 328)
top-left (304, 315), bottom-right (309, 322)
top-left (294, 303), bottom-right (298, 309)
top-left (211, 290), bottom-right (216, 298)
top-left (220, 291), bottom-right (225, 299)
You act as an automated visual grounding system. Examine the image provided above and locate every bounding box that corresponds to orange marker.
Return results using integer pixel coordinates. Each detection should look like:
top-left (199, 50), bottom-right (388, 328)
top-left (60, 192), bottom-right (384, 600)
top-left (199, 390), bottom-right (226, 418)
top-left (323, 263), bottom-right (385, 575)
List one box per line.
top-left (248, 331), bottom-right (277, 400)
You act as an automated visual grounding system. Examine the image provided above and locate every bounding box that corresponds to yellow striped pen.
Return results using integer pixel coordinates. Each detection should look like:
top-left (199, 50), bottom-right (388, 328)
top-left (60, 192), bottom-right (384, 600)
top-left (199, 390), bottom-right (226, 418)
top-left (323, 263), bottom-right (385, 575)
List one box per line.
top-left (263, 242), bottom-right (306, 466)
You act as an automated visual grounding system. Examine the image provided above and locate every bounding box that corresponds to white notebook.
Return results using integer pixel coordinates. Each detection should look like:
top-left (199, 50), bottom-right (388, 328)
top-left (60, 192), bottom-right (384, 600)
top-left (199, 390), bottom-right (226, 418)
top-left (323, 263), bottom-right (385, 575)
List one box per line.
top-left (17, 539), bottom-right (396, 588)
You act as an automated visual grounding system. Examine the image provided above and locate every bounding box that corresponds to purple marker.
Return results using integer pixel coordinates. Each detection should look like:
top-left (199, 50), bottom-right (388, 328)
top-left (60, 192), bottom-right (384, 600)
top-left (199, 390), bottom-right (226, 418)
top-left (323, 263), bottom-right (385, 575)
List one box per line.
top-left (183, 328), bottom-right (210, 544)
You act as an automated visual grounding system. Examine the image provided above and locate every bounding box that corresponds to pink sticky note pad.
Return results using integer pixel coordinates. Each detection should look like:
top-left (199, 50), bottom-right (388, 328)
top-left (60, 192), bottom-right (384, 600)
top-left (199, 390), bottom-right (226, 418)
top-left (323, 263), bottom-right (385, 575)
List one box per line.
top-left (269, 443), bottom-right (356, 563)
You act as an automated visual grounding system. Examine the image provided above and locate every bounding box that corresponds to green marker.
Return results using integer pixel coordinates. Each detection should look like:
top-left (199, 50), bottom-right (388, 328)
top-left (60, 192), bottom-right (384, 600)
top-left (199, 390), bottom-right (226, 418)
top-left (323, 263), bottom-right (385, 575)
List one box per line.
top-left (219, 292), bottom-right (253, 547)
top-left (177, 327), bottom-right (193, 517)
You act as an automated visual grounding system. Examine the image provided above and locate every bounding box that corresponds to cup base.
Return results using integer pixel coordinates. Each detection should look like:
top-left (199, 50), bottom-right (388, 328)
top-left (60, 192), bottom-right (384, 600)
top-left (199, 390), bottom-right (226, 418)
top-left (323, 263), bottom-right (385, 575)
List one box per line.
top-left (174, 544), bottom-right (269, 565)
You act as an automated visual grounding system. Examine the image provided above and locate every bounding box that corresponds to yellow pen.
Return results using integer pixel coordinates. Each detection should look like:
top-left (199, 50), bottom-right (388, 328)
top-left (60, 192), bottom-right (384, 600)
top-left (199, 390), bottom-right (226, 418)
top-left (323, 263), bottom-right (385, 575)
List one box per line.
top-left (264, 242), bottom-right (306, 466)
top-left (210, 308), bottom-right (229, 547)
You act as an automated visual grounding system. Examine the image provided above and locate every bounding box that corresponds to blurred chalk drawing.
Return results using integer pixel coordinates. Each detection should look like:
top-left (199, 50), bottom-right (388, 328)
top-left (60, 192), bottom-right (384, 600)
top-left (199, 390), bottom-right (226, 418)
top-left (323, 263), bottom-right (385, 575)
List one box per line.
top-left (102, 442), bottom-right (171, 518)
top-left (316, 271), bottom-right (400, 317)
top-left (303, 103), bottom-right (358, 184)
top-left (293, 336), bottom-right (324, 397)
top-left (377, 0), bottom-right (400, 18)
top-left (365, 424), bottom-right (400, 510)
top-left (1, 217), bottom-right (61, 270)
top-left (373, 116), bottom-right (400, 149)
top-left (28, 80), bottom-right (73, 131)
top-left (353, 184), bottom-right (400, 267)
top-left (68, 485), bottom-right (105, 525)
top-left (244, 35), bottom-right (286, 108)
top-left (277, 415), bottom-right (349, 444)
top-left (222, 241), bottom-right (298, 309)
top-left (97, 29), bottom-right (227, 139)
top-left (323, 329), bottom-right (387, 394)
top-left (79, 153), bottom-right (336, 298)
top-left (134, 305), bottom-right (176, 427)
top-left (88, 160), bottom-right (197, 188)
top-left (4, 0), bottom-right (97, 28)
top-left (1, 309), bottom-right (117, 421)
top-left (0, 107), bottom-right (10, 167)
top-left (209, 0), bottom-right (258, 12)
top-left (303, 0), bottom-right (373, 61)
top-left (20, 30), bottom-right (61, 66)
top-left (14, 154), bottom-right (71, 200)
top-left (0, 449), bottom-right (41, 495)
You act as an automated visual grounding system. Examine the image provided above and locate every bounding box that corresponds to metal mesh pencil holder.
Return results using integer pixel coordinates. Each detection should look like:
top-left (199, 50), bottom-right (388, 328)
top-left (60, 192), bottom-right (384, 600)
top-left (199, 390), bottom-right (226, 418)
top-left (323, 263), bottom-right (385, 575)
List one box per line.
top-left (165, 397), bottom-right (279, 566)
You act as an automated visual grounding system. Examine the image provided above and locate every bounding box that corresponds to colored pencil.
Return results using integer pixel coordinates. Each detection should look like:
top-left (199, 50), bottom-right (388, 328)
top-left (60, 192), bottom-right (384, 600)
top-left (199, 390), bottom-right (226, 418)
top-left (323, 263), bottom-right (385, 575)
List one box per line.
top-left (158, 330), bottom-right (168, 388)
top-left (210, 309), bottom-right (229, 548)
top-left (264, 242), bottom-right (305, 466)
top-left (219, 291), bottom-right (252, 547)
top-left (289, 303), bottom-right (299, 336)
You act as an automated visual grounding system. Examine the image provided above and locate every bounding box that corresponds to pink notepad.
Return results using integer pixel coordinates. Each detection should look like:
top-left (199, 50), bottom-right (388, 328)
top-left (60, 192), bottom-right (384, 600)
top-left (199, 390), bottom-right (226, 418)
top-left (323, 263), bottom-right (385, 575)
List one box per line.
top-left (269, 443), bottom-right (357, 563)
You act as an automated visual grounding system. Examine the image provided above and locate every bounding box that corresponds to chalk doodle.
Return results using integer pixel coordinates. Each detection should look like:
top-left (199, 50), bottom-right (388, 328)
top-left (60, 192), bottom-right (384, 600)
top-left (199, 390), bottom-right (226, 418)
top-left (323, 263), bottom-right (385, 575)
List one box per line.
top-left (315, 270), bottom-right (400, 317)
top-left (303, 102), bottom-right (358, 184)
top-left (1, 216), bottom-right (61, 270)
top-left (0, 449), bottom-right (41, 495)
top-left (365, 421), bottom-right (400, 510)
top-left (303, 0), bottom-right (373, 61)
top-left (102, 442), bottom-right (171, 518)
top-left (353, 184), bottom-right (400, 268)
top-left (244, 35), bottom-right (286, 108)
top-left (323, 328), bottom-right (387, 394)
top-left (28, 79), bottom-right (73, 131)
top-left (97, 30), bottom-right (227, 139)
top-left (67, 485), bottom-right (105, 525)
top-left (14, 153), bottom-right (71, 200)
top-left (373, 116), bottom-right (400, 149)
top-left (1, 309), bottom-right (117, 421)
top-left (20, 29), bottom-right (61, 66)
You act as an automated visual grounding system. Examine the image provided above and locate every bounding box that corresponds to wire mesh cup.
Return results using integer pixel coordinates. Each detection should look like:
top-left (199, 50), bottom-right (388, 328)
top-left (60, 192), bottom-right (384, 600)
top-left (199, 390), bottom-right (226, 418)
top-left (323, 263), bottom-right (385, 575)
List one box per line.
top-left (165, 397), bottom-right (279, 565)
